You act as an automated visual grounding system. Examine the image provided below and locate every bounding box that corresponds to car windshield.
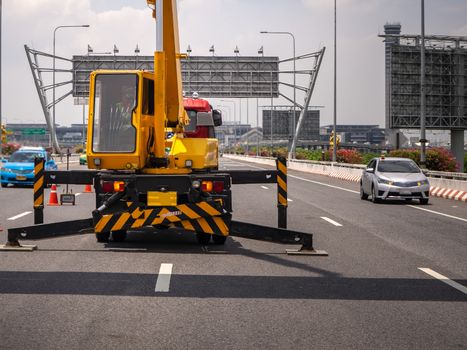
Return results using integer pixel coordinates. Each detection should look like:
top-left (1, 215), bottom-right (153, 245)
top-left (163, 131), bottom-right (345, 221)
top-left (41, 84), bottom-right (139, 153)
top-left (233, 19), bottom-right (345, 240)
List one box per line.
top-left (377, 160), bottom-right (420, 173)
top-left (8, 152), bottom-right (44, 163)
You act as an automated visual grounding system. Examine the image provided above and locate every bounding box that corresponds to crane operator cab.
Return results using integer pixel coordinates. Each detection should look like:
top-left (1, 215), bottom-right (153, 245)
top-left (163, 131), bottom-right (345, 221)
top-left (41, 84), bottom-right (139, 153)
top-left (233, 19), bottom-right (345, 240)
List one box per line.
top-left (86, 71), bottom-right (221, 173)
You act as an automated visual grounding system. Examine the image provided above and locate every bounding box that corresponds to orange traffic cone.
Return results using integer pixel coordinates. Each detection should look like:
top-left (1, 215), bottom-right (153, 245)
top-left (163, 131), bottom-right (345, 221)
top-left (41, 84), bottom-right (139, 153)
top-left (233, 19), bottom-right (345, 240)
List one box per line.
top-left (84, 184), bottom-right (93, 193)
top-left (47, 184), bottom-right (60, 206)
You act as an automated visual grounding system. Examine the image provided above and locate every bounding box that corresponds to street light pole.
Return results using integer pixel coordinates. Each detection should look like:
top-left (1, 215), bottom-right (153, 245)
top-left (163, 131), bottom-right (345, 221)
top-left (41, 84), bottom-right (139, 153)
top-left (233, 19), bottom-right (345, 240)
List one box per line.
top-left (332, 0), bottom-right (337, 163)
top-left (0, 0), bottom-right (2, 158)
top-left (420, 0), bottom-right (427, 167)
top-left (260, 30), bottom-right (296, 157)
top-left (53, 24), bottom-right (89, 153)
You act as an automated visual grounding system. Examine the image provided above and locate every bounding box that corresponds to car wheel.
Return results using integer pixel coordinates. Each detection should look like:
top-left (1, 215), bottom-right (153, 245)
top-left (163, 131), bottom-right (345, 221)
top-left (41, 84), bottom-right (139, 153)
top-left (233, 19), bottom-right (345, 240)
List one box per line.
top-left (360, 183), bottom-right (368, 200)
top-left (419, 198), bottom-right (429, 205)
top-left (1, 182), bottom-right (7, 188)
top-left (371, 185), bottom-right (381, 203)
top-left (212, 234), bottom-right (227, 245)
top-left (111, 230), bottom-right (127, 242)
top-left (96, 232), bottom-right (110, 243)
top-left (196, 232), bottom-right (211, 245)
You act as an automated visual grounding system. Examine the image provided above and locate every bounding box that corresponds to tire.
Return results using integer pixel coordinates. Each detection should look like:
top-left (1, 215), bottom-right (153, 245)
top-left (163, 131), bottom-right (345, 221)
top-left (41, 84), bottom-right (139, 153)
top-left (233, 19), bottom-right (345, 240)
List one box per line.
top-left (212, 234), bottom-right (227, 245)
top-left (96, 232), bottom-right (110, 243)
top-left (1, 182), bottom-right (7, 188)
top-left (371, 185), bottom-right (381, 203)
top-left (360, 183), bottom-right (368, 200)
top-left (196, 232), bottom-right (211, 245)
top-left (111, 230), bottom-right (127, 242)
top-left (419, 198), bottom-right (429, 205)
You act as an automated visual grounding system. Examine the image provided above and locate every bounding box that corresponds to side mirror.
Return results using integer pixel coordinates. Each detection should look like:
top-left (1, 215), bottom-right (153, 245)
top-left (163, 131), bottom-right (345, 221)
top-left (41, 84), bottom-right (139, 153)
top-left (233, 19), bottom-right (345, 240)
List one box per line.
top-left (212, 109), bottom-right (222, 126)
top-left (366, 167), bottom-right (374, 173)
top-left (1, 158), bottom-right (7, 163)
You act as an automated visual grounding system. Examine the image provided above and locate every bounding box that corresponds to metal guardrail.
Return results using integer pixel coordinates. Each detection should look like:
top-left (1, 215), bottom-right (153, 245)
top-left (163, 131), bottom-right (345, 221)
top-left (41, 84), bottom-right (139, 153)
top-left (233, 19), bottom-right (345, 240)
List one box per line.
top-left (226, 153), bottom-right (466, 182)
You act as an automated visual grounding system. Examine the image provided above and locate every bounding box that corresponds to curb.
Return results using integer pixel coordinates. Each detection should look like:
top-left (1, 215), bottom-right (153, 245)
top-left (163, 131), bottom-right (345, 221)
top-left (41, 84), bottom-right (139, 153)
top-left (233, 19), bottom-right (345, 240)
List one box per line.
top-left (430, 187), bottom-right (467, 202)
top-left (225, 155), bottom-right (467, 203)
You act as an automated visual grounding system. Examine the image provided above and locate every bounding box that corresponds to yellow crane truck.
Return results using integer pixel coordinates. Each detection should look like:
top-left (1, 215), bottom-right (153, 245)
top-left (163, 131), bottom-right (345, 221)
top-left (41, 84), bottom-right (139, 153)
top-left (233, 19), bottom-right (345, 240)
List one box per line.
top-left (1, 0), bottom-right (325, 256)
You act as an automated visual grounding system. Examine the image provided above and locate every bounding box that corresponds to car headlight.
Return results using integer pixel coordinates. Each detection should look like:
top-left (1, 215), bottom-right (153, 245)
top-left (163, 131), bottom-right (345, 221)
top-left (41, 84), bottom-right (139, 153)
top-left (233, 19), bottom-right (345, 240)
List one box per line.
top-left (2, 168), bottom-right (13, 173)
top-left (377, 178), bottom-right (393, 185)
top-left (419, 179), bottom-right (429, 185)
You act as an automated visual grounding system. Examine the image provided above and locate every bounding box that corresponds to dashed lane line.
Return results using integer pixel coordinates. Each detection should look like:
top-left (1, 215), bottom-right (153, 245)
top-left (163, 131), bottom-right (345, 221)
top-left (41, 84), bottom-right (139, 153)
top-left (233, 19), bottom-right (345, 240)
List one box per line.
top-left (419, 268), bottom-right (467, 296)
top-left (260, 186), bottom-right (269, 190)
top-left (408, 205), bottom-right (467, 223)
top-left (226, 159), bottom-right (467, 224)
top-left (155, 263), bottom-right (173, 293)
top-left (321, 217), bottom-right (343, 227)
top-left (7, 211), bottom-right (32, 221)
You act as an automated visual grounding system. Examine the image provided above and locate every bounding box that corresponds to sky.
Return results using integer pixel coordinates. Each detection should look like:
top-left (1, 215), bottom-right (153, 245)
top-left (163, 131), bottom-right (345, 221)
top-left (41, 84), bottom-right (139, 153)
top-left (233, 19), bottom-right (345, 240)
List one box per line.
top-left (1, 0), bottom-right (467, 128)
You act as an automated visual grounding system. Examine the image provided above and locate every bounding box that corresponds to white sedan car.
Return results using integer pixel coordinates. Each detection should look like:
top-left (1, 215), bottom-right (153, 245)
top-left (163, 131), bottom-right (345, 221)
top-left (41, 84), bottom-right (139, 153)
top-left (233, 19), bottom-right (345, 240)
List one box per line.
top-left (360, 157), bottom-right (430, 204)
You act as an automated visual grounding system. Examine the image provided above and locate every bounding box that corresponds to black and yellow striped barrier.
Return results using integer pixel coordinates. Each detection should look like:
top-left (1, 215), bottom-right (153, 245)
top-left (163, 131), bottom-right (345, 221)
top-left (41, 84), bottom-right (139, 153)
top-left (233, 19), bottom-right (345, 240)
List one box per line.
top-left (276, 157), bottom-right (287, 229)
top-left (33, 157), bottom-right (45, 224)
top-left (94, 201), bottom-right (229, 236)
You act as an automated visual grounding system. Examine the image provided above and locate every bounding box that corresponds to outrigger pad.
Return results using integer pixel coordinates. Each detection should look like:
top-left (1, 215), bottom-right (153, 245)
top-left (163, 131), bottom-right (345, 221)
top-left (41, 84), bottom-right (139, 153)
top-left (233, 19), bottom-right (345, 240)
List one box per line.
top-left (286, 248), bottom-right (328, 256)
top-left (0, 242), bottom-right (37, 251)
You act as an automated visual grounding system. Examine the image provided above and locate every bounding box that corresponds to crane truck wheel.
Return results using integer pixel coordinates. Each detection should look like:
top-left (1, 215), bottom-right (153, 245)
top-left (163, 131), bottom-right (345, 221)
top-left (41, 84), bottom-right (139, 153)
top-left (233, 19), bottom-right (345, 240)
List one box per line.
top-left (212, 235), bottom-right (227, 245)
top-left (95, 232), bottom-right (110, 243)
top-left (111, 230), bottom-right (127, 242)
top-left (196, 232), bottom-right (211, 245)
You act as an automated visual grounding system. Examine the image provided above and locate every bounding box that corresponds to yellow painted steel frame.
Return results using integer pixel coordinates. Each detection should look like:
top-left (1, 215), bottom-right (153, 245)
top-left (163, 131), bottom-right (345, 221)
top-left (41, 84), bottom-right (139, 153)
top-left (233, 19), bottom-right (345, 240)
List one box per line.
top-left (87, 0), bottom-right (218, 172)
top-left (152, 0), bottom-right (190, 160)
top-left (87, 70), bottom-right (155, 170)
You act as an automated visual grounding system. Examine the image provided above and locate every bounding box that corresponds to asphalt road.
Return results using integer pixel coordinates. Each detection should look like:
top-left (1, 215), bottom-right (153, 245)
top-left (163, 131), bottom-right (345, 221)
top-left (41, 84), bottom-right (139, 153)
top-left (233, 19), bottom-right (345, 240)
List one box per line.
top-left (0, 158), bottom-right (466, 349)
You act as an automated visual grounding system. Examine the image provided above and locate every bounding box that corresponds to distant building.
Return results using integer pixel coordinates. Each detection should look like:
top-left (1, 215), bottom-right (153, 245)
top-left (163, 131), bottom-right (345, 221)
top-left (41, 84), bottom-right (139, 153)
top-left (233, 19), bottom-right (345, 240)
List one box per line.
top-left (320, 125), bottom-right (385, 145)
top-left (5, 123), bottom-right (87, 148)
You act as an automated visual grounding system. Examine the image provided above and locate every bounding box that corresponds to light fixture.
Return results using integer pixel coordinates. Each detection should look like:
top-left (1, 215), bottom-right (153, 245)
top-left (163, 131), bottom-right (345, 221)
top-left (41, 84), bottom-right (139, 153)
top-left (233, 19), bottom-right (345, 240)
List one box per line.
top-left (87, 44), bottom-right (93, 54)
top-left (113, 44), bottom-right (119, 54)
top-left (187, 45), bottom-right (192, 54)
top-left (134, 44), bottom-right (140, 54)
top-left (258, 46), bottom-right (264, 55)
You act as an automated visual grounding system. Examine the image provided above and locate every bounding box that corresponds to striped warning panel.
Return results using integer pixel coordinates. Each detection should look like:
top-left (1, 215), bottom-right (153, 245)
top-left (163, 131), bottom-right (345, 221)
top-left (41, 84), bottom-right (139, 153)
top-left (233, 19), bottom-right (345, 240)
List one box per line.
top-left (430, 186), bottom-right (467, 202)
top-left (95, 201), bottom-right (225, 234)
top-left (276, 157), bottom-right (288, 207)
top-left (171, 215), bottom-right (230, 236)
top-left (33, 158), bottom-right (45, 209)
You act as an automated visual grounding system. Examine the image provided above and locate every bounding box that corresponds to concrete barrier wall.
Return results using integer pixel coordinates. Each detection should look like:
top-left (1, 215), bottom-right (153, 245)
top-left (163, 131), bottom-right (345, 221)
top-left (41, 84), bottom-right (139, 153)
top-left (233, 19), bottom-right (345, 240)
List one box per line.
top-left (224, 154), bottom-right (467, 193)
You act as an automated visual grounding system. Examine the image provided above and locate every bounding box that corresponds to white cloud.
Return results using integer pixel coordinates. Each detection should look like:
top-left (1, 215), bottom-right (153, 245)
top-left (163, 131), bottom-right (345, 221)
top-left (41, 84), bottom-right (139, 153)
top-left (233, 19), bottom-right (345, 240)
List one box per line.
top-left (2, 0), bottom-right (466, 129)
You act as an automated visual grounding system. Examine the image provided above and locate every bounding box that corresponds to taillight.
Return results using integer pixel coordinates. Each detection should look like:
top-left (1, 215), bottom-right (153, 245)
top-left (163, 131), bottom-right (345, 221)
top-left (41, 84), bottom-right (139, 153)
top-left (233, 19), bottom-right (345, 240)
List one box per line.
top-left (101, 181), bottom-right (125, 193)
top-left (200, 180), bottom-right (224, 193)
top-left (114, 181), bottom-right (125, 192)
top-left (213, 181), bottom-right (224, 193)
top-left (201, 181), bottom-right (213, 192)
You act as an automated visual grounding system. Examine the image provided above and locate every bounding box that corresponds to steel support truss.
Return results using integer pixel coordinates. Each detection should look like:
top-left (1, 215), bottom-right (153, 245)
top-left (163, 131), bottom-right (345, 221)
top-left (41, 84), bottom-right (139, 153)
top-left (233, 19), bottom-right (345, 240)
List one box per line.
top-left (24, 45), bottom-right (76, 153)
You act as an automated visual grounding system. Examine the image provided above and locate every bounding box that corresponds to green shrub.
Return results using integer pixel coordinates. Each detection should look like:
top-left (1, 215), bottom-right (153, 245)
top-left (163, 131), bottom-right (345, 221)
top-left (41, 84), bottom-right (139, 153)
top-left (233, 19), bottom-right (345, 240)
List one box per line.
top-left (389, 148), bottom-right (458, 172)
top-left (323, 149), bottom-right (363, 164)
top-left (295, 148), bottom-right (325, 161)
top-left (1, 142), bottom-right (20, 155)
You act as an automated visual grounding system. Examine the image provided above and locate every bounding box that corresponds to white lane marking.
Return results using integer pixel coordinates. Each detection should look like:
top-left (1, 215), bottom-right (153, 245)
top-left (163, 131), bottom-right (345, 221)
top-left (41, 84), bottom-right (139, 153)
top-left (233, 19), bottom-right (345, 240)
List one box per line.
top-left (407, 205), bottom-right (467, 223)
top-left (289, 174), bottom-right (359, 194)
top-left (75, 193), bottom-right (82, 197)
top-left (320, 216), bottom-right (343, 227)
top-left (287, 198), bottom-right (293, 202)
top-left (155, 263), bottom-right (173, 292)
top-left (419, 268), bottom-right (467, 295)
top-left (7, 211), bottom-right (32, 221)
top-left (261, 186), bottom-right (269, 190)
top-left (227, 159), bottom-right (467, 224)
